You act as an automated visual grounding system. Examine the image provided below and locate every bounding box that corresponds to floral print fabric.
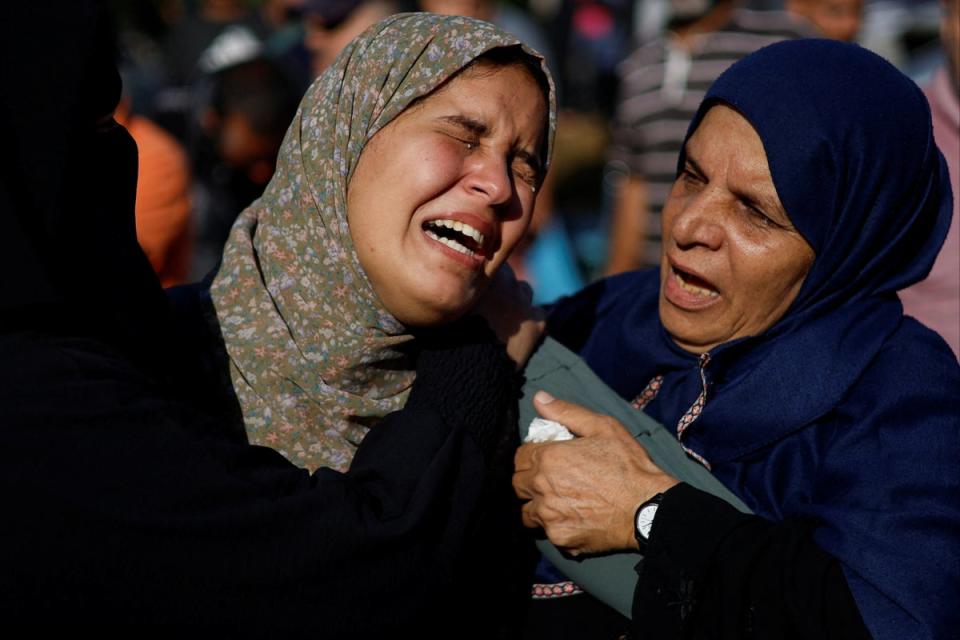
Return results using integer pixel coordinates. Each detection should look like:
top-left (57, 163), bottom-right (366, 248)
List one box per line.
top-left (210, 13), bottom-right (556, 471)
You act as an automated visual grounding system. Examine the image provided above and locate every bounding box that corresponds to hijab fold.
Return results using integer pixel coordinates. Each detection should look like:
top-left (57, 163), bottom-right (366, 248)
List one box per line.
top-left (211, 13), bottom-right (556, 471)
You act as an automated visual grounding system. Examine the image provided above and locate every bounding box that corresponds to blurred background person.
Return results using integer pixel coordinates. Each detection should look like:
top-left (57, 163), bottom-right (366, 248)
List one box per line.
top-left (303, 0), bottom-right (398, 75)
top-left (900, 0), bottom-right (959, 357)
top-left (419, 0), bottom-right (554, 58)
top-left (162, 0), bottom-right (270, 86)
top-left (115, 94), bottom-right (195, 287)
top-left (784, 0), bottom-right (863, 41)
top-left (190, 55), bottom-right (301, 279)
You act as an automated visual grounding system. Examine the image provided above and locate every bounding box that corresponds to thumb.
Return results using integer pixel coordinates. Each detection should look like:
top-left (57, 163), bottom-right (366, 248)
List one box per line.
top-left (533, 391), bottom-right (608, 438)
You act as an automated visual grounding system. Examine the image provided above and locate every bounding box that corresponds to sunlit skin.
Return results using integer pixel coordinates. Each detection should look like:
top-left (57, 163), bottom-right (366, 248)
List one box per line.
top-left (346, 63), bottom-right (548, 327)
top-left (658, 105), bottom-right (816, 354)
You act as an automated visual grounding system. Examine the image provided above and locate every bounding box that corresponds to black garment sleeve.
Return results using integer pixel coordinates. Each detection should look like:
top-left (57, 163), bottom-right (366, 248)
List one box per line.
top-left (0, 321), bottom-right (523, 637)
top-left (633, 483), bottom-right (872, 640)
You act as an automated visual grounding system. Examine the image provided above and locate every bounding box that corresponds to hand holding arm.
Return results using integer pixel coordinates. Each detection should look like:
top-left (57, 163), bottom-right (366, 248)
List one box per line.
top-left (512, 391), bottom-right (678, 555)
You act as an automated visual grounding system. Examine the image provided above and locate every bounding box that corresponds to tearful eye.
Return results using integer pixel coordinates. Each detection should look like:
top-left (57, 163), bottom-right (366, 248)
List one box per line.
top-left (452, 136), bottom-right (478, 151)
top-left (513, 164), bottom-right (539, 188)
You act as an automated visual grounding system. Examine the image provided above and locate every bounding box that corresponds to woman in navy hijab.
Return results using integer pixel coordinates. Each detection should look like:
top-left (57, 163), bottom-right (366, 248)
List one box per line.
top-left (514, 39), bottom-right (958, 639)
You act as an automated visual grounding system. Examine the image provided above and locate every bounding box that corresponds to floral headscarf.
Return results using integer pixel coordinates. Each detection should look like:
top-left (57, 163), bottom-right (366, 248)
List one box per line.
top-left (210, 13), bottom-right (557, 471)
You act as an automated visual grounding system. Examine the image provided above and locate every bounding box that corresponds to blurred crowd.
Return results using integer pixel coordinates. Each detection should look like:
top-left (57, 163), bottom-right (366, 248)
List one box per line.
top-left (110, 0), bottom-right (953, 303)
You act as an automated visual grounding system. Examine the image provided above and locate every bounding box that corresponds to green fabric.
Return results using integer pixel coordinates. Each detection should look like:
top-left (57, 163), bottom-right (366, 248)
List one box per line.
top-left (210, 13), bottom-right (556, 472)
top-left (519, 337), bottom-right (752, 619)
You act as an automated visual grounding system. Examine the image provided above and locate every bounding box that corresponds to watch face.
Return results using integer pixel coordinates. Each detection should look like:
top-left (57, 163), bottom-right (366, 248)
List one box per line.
top-left (636, 503), bottom-right (659, 540)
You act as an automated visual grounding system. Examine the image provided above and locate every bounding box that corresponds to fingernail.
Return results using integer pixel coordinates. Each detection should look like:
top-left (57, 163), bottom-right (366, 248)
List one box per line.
top-left (534, 390), bottom-right (555, 404)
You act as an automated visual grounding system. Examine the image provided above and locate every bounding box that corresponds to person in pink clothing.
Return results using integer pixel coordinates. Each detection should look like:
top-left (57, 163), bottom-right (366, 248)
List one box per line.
top-left (900, 0), bottom-right (960, 358)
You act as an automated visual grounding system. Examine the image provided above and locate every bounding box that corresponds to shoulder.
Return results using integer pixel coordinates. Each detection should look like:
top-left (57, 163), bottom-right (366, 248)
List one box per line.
top-left (814, 316), bottom-right (960, 467)
top-left (805, 318), bottom-right (960, 638)
top-left (855, 316), bottom-right (959, 403)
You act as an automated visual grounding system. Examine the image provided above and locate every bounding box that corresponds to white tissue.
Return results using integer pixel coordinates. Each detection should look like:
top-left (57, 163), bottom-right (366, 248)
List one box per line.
top-left (525, 417), bottom-right (575, 443)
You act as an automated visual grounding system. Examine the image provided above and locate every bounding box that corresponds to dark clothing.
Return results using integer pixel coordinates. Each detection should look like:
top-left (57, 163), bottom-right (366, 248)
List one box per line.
top-left (0, 4), bottom-right (532, 633)
top-left (0, 315), bottom-right (527, 635)
top-left (636, 484), bottom-right (869, 640)
top-left (521, 483), bottom-right (870, 640)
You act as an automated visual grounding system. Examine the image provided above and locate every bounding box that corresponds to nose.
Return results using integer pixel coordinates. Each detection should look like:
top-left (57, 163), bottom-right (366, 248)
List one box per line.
top-left (667, 188), bottom-right (725, 251)
top-left (464, 151), bottom-right (513, 207)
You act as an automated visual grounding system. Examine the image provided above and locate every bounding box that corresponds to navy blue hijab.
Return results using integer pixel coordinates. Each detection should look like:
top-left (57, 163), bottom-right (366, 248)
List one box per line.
top-left (551, 40), bottom-right (958, 638)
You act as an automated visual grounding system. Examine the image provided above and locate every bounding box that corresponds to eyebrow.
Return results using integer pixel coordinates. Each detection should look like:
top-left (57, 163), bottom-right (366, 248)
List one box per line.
top-left (438, 114), bottom-right (543, 178)
top-left (685, 150), bottom-right (788, 223)
top-left (438, 114), bottom-right (488, 137)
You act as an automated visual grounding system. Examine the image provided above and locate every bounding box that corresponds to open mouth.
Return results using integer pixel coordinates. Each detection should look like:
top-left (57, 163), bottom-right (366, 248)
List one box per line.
top-left (673, 267), bottom-right (719, 298)
top-left (423, 219), bottom-right (487, 258)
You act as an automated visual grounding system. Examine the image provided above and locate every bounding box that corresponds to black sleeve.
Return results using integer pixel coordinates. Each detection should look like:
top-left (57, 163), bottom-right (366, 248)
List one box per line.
top-left (633, 483), bottom-right (872, 640)
top-left (0, 320), bottom-right (524, 636)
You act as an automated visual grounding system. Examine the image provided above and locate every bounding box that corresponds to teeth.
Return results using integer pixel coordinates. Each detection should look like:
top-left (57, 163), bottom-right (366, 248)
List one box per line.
top-left (675, 270), bottom-right (719, 298)
top-left (426, 219), bottom-right (485, 246)
top-left (425, 229), bottom-right (477, 257)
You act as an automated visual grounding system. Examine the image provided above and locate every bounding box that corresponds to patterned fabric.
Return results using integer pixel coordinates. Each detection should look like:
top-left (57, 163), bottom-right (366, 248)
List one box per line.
top-left (674, 354), bottom-right (711, 469)
top-left (630, 374), bottom-right (663, 410)
top-left (210, 13), bottom-right (557, 471)
top-left (531, 580), bottom-right (584, 599)
top-left (631, 363), bottom-right (710, 469)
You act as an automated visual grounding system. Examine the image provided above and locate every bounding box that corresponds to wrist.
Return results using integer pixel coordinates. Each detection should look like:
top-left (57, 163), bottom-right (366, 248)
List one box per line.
top-left (630, 478), bottom-right (681, 551)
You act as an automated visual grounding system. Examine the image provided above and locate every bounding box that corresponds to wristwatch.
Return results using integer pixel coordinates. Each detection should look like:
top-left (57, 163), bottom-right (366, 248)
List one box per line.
top-left (633, 493), bottom-right (665, 550)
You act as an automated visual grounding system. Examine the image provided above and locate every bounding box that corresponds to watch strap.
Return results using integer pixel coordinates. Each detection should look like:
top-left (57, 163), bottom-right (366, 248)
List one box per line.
top-left (634, 492), bottom-right (665, 550)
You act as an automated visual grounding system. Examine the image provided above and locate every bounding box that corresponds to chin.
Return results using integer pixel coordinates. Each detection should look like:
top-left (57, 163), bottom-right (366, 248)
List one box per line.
top-left (397, 290), bottom-right (478, 328)
top-left (659, 310), bottom-right (716, 354)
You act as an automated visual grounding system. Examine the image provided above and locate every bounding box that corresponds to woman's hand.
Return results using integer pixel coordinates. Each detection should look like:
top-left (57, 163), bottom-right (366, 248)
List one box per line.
top-left (513, 392), bottom-right (679, 556)
top-left (474, 265), bottom-right (545, 369)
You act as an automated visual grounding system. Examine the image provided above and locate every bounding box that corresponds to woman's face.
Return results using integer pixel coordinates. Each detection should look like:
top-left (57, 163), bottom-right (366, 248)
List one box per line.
top-left (659, 105), bottom-right (815, 354)
top-left (347, 62), bottom-right (548, 326)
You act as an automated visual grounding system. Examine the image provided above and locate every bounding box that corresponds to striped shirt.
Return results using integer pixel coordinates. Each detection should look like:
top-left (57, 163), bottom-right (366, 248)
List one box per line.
top-left (608, 10), bottom-right (811, 267)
